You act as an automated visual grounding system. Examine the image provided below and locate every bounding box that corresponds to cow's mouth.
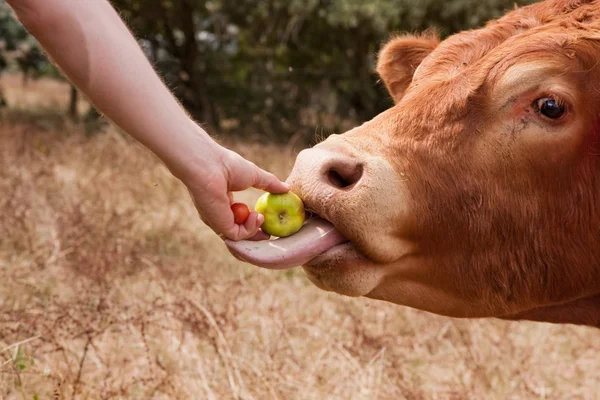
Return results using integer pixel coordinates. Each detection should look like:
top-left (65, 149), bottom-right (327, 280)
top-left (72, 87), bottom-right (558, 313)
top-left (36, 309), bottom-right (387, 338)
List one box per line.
top-left (224, 214), bottom-right (352, 270)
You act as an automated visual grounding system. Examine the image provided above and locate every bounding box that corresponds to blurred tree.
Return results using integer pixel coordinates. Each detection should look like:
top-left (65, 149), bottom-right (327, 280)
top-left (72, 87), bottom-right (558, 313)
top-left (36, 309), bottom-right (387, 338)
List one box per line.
top-left (0, 2), bottom-right (60, 109)
top-left (0, 2), bottom-right (28, 108)
top-left (110, 0), bottom-right (538, 142)
top-left (0, 0), bottom-right (540, 139)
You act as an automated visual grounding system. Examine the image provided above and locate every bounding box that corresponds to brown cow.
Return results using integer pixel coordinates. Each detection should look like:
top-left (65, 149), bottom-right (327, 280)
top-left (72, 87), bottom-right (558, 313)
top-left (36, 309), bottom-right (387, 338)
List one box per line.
top-left (227, 0), bottom-right (600, 328)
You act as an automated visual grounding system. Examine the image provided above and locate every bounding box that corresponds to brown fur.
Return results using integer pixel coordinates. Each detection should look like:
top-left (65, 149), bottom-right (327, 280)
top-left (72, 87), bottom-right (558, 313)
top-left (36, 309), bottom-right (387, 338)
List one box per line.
top-left (287, 0), bottom-right (600, 327)
top-left (376, 30), bottom-right (440, 103)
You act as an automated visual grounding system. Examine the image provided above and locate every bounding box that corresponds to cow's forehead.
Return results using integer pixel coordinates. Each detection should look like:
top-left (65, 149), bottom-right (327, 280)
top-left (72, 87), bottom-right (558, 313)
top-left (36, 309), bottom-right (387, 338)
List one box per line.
top-left (377, 0), bottom-right (600, 139)
top-left (412, 0), bottom-right (600, 86)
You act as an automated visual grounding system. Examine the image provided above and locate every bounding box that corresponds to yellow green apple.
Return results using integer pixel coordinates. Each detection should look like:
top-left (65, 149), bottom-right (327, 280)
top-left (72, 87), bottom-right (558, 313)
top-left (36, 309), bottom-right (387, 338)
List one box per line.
top-left (254, 192), bottom-right (305, 237)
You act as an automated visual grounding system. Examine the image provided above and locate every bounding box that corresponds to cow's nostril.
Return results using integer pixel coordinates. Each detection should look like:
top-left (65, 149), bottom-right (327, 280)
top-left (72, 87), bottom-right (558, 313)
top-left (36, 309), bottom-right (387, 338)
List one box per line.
top-left (327, 170), bottom-right (347, 189)
top-left (326, 164), bottom-right (363, 190)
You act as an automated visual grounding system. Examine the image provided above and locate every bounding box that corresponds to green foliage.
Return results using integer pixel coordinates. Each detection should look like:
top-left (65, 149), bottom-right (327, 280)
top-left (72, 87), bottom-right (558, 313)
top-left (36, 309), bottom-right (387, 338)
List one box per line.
top-left (0, 3), bottom-right (55, 79)
top-left (110, 0), bottom-right (538, 141)
top-left (13, 345), bottom-right (35, 372)
top-left (0, 0), bottom-right (540, 140)
top-left (0, 4), bottom-right (29, 53)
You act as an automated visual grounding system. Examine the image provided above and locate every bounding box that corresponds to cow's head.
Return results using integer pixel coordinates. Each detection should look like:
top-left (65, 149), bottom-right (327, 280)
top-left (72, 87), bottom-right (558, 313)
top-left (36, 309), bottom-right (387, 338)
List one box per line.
top-left (228, 0), bottom-right (600, 327)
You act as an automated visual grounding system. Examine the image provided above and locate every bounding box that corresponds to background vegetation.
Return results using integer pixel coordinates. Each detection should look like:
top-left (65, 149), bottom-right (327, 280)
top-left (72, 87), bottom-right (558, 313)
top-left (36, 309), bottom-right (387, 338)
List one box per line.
top-left (0, 0), bottom-right (538, 142)
top-left (2, 1), bottom-right (598, 399)
top-left (1, 75), bottom-right (599, 400)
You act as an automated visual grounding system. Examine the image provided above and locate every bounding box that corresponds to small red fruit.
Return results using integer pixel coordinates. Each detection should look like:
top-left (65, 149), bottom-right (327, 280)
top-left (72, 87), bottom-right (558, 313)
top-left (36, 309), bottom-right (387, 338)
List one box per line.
top-left (231, 202), bottom-right (251, 224)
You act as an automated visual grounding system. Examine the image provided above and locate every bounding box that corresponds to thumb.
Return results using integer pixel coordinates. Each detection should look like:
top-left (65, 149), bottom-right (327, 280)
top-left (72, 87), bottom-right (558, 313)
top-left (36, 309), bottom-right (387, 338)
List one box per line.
top-left (251, 165), bottom-right (290, 194)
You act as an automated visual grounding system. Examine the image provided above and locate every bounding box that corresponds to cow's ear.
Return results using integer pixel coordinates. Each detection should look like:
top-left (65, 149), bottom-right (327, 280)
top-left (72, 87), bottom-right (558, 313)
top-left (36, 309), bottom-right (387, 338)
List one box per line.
top-left (376, 31), bottom-right (439, 103)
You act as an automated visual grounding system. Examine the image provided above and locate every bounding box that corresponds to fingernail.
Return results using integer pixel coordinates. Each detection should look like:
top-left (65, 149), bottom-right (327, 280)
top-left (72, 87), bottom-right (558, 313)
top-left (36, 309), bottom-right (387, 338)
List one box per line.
top-left (257, 214), bottom-right (265, 225)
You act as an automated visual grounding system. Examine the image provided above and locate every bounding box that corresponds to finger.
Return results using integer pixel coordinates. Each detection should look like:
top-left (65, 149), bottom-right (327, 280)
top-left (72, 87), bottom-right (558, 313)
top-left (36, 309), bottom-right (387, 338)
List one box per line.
top-left (217, 211), bottom-right (261, 241)
top-left (187, 172), bottom-right (255, 241)
top-left (194, 190), bottom-right (240, 239)
top-left (250, 166), bottom-right (290, 194)
top-left (225, 213), bottom-right (270, 242)
top-left (245, 211), bottom-right (264, 234)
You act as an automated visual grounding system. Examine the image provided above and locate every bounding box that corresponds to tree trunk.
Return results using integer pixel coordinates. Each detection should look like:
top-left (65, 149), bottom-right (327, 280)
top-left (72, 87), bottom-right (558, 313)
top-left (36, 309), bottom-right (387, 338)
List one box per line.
top-left (158, 1), bottom-right (219, 129)
top-left (0, 87), bottom-right (7, 109)
top-left (178, 1), bottom-right (219, 129)
top-left (69, 84), bottom-right (78, 119)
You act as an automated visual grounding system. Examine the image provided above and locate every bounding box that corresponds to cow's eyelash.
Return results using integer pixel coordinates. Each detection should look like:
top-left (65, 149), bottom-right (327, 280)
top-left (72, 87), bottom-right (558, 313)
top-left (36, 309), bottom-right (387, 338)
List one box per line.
top-left (532, 94), bottom-right (567, 108)
top-left (537, 93), bottom-right (564, 105)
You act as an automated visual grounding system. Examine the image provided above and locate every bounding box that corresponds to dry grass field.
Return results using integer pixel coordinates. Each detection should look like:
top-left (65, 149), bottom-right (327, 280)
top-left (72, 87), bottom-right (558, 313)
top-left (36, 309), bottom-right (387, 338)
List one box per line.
top-left (0, 76), bottom-right (598, 400)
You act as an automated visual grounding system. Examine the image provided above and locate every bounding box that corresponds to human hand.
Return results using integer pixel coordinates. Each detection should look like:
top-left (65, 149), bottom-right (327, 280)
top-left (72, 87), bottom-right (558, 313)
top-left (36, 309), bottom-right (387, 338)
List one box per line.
top-left (185, 144), bottom-right (290, 241)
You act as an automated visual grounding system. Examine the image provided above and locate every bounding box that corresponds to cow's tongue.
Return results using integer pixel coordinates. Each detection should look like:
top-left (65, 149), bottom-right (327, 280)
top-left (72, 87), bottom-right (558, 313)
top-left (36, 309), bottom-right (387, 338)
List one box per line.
top-left (224, 217), bottom-right (348, 270)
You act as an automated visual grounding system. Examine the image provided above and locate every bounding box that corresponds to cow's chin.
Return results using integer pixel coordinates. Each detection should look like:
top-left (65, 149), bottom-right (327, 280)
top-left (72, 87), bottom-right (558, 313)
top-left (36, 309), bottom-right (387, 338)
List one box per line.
top-left (301, 242), bottom-right (388, 297)
top-left (303, 245), bottom-right (499, 318)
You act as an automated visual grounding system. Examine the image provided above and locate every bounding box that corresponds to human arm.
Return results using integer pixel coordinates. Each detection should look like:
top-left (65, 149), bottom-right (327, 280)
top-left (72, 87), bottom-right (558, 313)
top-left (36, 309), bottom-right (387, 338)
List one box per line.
top-left (6, 0), bottom-right (288, 240)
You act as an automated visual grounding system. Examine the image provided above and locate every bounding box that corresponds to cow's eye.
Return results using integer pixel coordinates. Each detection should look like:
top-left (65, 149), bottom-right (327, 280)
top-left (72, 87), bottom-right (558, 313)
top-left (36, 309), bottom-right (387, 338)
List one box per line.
top-left (534, 97), bottom-right (565, 119)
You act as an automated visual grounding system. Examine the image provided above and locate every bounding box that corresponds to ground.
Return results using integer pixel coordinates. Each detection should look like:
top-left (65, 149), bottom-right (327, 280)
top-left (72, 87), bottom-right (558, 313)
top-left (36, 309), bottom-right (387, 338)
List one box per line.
top-left (0, 76), bottom-right (598, 399)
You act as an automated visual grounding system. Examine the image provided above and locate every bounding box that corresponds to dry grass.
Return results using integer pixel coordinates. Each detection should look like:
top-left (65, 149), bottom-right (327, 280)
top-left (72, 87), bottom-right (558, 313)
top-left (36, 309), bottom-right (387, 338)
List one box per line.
top-left (0, 75), bottom-right (599, 400)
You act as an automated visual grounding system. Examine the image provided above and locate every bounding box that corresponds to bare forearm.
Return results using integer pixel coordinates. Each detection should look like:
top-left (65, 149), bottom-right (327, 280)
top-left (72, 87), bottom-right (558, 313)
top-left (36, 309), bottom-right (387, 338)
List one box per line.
top-left (5, 0), bottom-right (290, 241)
top-left (7, 0), bottom-right (216, 178)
